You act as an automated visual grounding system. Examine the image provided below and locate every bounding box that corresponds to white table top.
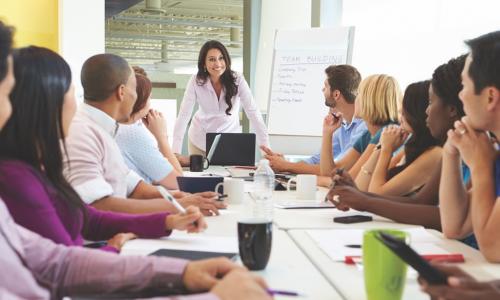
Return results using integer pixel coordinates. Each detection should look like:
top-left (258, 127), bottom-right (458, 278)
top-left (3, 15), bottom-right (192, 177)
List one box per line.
top-left (122, 166), bottom-right (500, 300)
top-left (121, 206), bottom-right (342, 300)
top-left (267, 190), bottom-right (419, 231)
top-left (288, 229), bottom-right (500, 300)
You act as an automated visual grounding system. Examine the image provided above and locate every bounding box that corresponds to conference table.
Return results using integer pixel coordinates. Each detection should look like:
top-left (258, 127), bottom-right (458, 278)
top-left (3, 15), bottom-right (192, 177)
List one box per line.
top-left (122, 168), bottom-right (500, 299)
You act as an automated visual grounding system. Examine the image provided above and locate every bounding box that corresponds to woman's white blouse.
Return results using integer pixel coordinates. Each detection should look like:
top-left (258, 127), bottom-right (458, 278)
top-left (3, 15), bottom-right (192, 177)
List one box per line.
top-left (172, 72), bottom-right (270, 152)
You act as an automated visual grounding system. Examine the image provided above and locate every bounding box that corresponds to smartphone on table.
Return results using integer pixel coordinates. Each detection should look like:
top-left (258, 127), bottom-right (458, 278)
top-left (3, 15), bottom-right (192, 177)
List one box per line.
top-left (333, 215), bottom-right (373, 224)
top-left (376, 232), bottom-right (448, 285)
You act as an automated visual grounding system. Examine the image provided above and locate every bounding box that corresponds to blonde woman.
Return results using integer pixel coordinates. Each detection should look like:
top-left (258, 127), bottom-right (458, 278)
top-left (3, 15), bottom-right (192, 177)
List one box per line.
top-left (354, 81), bottom-right (442, 196)
top-left (318, 74), bottom-right (400, 185)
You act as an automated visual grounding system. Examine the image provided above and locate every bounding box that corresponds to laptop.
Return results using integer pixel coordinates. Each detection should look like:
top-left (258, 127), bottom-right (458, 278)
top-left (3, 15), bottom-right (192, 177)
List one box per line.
top-left (206, 133), bottom-right (256, 166)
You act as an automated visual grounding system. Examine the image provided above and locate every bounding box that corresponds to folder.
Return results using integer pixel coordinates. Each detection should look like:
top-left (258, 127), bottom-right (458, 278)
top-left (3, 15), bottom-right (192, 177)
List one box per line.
top-left (149, 248), bottom-right (238, 261)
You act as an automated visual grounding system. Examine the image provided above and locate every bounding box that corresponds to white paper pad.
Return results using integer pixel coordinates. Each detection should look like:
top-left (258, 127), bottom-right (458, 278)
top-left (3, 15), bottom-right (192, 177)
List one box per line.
top-left (225, 167), bottom-right (254, 178)
top-left (307, 228), bottom-right (446, 261)
top-left (275, 200), bottom-right (335, 209)
top-left (123, 235), bottom-right (238, 254)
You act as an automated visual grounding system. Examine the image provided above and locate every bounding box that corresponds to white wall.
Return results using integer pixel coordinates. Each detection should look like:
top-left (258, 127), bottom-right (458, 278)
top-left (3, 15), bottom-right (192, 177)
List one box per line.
top-left (343, 0), bottom-right (500, 89)
top-left (254, 0), bottom-right (312, 111)
top-left (256, 0), bottom-right (500, 156)
top-left (251, 0), bottom-right (317, 155)
top-left (59, 0), bottom-right (105, 102)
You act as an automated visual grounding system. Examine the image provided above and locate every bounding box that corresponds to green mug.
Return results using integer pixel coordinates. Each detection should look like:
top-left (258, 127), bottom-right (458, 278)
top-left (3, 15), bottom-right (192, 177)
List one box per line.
top-left (363, 229), bottom-right (409, 300)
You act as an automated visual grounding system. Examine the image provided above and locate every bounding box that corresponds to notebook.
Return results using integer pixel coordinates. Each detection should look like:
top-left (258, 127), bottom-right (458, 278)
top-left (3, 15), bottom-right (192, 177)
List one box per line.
top-left (149, 248), bottom-right (238, 261)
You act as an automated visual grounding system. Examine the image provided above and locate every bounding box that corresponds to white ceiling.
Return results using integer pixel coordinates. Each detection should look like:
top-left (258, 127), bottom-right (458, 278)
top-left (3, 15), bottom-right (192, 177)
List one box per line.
top-left (105, 0), bottom-right (244, 71)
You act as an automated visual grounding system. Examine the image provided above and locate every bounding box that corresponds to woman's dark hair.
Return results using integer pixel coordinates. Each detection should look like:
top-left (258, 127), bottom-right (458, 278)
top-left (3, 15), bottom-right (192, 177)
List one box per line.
top-left (388, 80), bottom-right (438, 178)
top-left (131, 73), bottom-right (152, 115)
top-left (196, 40), bottom-right (238, 115)
top-left (0, 46), bottom-right (86, 220)
top-left (431, 55), bottom-right (466, 118)
top-left (0, 21), bottom-right (13, 81)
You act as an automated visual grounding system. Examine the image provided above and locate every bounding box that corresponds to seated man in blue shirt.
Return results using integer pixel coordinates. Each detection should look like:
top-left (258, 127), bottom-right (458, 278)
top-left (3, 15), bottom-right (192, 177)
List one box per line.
top-left (262, 64), bottom-right (367, 175)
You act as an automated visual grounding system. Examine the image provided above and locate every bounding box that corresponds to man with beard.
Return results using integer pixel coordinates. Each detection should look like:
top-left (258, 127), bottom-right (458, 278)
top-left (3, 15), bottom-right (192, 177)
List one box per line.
top-left (261, 65), bottom-right (367, 175)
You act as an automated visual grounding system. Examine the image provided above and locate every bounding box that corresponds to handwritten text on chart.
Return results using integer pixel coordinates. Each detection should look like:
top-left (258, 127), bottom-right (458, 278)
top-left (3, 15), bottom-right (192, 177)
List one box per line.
top-left (279, 54), bottom-right (344, 65)
top-left (271, 53), bottom-right (345, 104)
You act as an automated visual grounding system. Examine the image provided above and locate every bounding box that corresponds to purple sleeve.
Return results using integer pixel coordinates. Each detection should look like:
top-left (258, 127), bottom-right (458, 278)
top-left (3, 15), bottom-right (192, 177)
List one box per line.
top-left (0, 162), bottom-right (77, 246)
top-left (17, 225), bottom-right (194, 298)
top-left (84, 206), bottom-right (171, 241)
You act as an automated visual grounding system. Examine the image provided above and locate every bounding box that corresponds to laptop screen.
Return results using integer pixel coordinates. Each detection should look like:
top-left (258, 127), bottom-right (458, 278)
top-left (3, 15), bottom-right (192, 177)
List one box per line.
top-left (206, 133), bottom-right (256, 166)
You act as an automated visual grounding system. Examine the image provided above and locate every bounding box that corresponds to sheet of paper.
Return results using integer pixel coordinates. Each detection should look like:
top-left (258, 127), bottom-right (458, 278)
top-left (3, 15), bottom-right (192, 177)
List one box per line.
top-left (307, 228), bottom-right (446, 261)
top-left (274, 200), bottom-right (335, 209)
top-left (123, 235), bottom-right (238, 255)
top-left (226, 167), bottom-right (253, 178)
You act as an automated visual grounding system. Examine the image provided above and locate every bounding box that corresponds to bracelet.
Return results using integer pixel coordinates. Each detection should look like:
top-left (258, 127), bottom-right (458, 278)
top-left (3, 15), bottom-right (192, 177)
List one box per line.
top-left (362, 167), bottom-right (373, 176)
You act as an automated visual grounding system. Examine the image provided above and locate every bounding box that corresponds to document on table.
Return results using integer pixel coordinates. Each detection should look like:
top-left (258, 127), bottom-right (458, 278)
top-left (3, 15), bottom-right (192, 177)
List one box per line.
top-left (225, 167), bottom-right (254, 178)
top-left (123, 235), bottom-right (238, 255)
top-left (274, 200), bottom-right (335, 209)
top-left (306, 228), bottom-right (448, 261)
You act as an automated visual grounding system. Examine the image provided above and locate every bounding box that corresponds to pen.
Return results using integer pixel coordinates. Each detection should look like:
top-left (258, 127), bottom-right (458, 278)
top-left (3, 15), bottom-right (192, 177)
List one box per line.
top-left (157, 185), bottom-right (187, 213)
top-left (266, 289), bottom-right (303, 297)
top-left (344, 254), bottom-right (465, 264)
top-left (157, 186), bottom-right (198, 227)
top-left (84, 241), bottom-right (108, 249)
top-left (217, 194), bottom-right (228, 201)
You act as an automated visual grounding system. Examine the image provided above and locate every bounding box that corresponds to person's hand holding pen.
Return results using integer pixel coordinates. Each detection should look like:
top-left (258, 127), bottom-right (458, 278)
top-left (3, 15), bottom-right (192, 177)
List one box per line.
top-left (177, 191), bottom-right (227, 216)
top-left (166, 206), bottom-right (207, 233)
top-left (331, 168), bottom-right (357, 188)
top-left (325, 168), bottom-right (353, 211)
top-left (157, 186), bottom-right (207, 232)
top-left (323, 110), bottom-right (343, 136)
top-left (325, 169), bottom-right (371, 212)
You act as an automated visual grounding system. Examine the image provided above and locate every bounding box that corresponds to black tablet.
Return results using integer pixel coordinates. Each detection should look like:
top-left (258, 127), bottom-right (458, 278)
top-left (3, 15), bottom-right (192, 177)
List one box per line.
top-left (377, 232), bottom-right (448, 285)
top-left (149, 248), bottom-right (238, 261)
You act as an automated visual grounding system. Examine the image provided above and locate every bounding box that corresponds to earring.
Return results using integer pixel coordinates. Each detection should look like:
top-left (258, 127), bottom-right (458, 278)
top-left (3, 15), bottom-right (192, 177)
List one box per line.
top-left (204, 67), bottom-right (207, 73)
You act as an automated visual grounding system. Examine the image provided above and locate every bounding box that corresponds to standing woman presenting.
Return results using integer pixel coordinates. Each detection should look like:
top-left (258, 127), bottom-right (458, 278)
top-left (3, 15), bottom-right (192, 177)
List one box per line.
top-left (173, 40), bottom-right (269, 155)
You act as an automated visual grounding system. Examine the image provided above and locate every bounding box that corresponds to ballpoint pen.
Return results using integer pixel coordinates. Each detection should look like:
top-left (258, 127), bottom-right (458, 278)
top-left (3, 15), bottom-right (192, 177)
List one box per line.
top-left (156, 185), bottom-right (198, 226)
top-left (266, 289), bottom-right (304, 297)
top-left (217, 194), bottom-right (228, 201)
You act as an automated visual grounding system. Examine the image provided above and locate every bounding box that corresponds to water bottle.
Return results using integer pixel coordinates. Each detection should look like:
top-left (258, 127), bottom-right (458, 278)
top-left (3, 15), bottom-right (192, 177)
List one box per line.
top-left (251, 159), bottom-right (275, 221)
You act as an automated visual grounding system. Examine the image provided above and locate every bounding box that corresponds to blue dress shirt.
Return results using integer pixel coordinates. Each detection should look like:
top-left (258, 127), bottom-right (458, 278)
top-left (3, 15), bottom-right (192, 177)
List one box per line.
top-left (303, 118), bottom-right (367, 164)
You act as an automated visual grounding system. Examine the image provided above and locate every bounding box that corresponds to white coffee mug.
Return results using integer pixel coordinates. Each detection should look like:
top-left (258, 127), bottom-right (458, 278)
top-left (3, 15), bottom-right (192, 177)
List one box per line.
top-left (214, 178), bottom-right (245, 204)
top-left (287, 174), bottom-right (317, 200)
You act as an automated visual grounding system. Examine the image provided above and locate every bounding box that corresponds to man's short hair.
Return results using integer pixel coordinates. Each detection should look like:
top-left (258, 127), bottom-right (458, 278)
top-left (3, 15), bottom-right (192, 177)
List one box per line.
top-left (465, 31), bottom-right (500, 94)
top-left (0, 21), bottom-right (13, 82)
top-left (81, 53), bottom-right (131, 102)
top-left (324, 64), bottom-right (362, 104)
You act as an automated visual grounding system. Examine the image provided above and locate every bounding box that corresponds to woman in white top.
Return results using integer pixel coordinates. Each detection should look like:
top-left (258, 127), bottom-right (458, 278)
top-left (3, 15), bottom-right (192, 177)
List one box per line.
top-left (172, 40), bottom-right (270, 155)
top-left (116, 71), bottom-right (183, 189)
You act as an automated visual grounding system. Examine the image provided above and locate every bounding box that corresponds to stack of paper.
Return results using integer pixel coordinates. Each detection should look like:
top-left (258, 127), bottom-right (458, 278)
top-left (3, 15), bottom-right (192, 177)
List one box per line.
top-left (123, 235), bottom-right (238, 256)
top-left (274, 200), bottom-right (335, 209)
top-left (307, 228), bottom-right (448, 262)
